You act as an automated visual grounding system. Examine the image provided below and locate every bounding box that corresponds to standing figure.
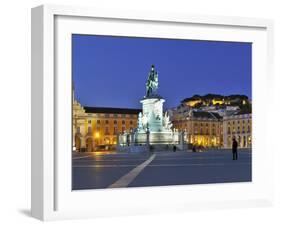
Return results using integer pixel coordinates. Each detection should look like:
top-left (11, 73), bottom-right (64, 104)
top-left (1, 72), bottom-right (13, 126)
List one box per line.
top-left (146, 65), bottom-right (159, 97)
top-left (232, 137), bottom-right (238, 160)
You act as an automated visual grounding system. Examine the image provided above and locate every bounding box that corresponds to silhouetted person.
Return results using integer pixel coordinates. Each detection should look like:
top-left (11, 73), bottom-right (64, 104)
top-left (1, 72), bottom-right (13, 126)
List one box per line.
top-left (173, 145), bottom-right (177, 152)
top-left (232, 138), bottom-right (238, 160)
top-left (192, 146), bottom-right (196, 152)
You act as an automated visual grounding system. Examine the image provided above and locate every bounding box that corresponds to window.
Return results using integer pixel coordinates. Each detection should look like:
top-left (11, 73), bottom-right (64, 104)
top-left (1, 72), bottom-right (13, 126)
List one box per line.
top-left (105, 120), bottom-right (109, 124)
top-left (114, 120), bottom-right (117, 125)
top-left (88, 120), bottom-right (91, 124)
top-left (122, 120), bottom-right (125, 125)
top-left (227, 127), bottom-right (231, 134)
top-left (113, 127), bottom-right (117, 135)
top-left (130, 120), bottom-right (133, 125)
top-left (105, 127), bottom-right (109, 135)
top-left (238, 136), bottom-right (241, 145)
top-left (248, 136), bottom-right (252, 145)
top-left (97, 120), bottom-right (100, 124)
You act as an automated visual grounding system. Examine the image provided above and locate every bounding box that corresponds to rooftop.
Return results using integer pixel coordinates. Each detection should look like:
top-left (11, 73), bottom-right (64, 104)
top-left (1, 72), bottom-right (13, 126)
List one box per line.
top-left (192, 111), bottom-right (222, 120)
top-left (83, 106), bottom-right (141, 115)
top-left (234, 108), bottom-right (252, 115)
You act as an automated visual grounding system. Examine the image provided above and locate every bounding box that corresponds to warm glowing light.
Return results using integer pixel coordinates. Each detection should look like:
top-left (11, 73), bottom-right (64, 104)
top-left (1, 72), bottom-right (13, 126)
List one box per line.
top-left (95, 132), bottom-right (100, 138)
top-left (186, 100), bottom-right (202, 107)
top-left (212, 99), bottom-right (224, 105)
top-left (105, 138), bottom-right (110, 144)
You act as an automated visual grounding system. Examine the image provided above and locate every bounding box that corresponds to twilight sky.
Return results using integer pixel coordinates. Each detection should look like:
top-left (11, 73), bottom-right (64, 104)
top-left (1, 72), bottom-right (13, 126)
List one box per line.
top-left (72, 34), bottom-right (252, 109)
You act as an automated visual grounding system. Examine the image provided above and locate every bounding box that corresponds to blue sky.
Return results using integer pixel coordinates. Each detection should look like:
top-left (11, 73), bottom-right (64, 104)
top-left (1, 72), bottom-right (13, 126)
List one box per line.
top-left (72, 34), bottom-right (251, 109)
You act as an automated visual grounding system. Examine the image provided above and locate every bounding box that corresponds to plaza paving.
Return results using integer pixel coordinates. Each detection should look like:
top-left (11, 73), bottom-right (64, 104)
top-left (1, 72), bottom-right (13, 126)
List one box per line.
top-left (72, 149), bottom-right (252, 190)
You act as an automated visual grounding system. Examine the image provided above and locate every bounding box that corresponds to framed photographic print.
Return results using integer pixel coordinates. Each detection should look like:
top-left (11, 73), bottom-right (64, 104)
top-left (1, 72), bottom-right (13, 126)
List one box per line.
top-left (31, 4), bottom-right (274, 221)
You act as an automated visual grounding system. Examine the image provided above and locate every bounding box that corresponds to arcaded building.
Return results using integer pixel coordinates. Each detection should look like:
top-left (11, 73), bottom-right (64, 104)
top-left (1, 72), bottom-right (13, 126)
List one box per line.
top-left (222, 111), bottom-right (252, 148)
top-left (172, 110), bottom-right (223, 147)
top-left (73, 98), bottom-right (141, 152)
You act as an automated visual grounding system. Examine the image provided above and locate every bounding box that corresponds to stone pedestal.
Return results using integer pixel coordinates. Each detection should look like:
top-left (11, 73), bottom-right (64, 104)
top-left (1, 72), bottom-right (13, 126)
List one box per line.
top-left (140, 97), bottom-right (165, 132)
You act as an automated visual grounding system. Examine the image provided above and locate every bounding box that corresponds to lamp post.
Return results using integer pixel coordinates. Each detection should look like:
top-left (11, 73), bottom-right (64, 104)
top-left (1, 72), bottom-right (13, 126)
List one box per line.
top-left (146, 126), bottom-right (150, 151)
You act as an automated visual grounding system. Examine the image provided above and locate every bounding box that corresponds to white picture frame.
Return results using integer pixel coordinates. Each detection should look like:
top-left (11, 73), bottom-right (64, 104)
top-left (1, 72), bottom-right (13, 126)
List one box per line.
top-left (31, 4), bottom-right (274, 221)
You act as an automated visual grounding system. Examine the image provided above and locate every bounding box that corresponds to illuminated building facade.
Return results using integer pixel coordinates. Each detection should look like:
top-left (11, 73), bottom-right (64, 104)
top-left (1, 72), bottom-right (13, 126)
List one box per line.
top-left (73, 84), bottom-right (252, 151)
top-left (222, 111), bottom-right (252, 148)
top-left (181, 94), bottom-right (250, 109)
top-left (172, 110), bottom-right (223, 147)
top-left (73, 98), bottom-right (140, 152)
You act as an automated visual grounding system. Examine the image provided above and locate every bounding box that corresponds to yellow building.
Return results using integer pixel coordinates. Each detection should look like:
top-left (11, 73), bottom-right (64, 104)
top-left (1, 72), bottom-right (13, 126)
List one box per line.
top-left (223, 112), bottom-right (252, 148)
top-left (183, 97), bottom-right (225, 107)
top-left (212, 99), bottom-right (224, 105)
top-left (172, 110), bottom-right (223, 148)
top-left (73, 99), bottom-right (141, 152)
top-left (184, 99), bottom-right (202, 107)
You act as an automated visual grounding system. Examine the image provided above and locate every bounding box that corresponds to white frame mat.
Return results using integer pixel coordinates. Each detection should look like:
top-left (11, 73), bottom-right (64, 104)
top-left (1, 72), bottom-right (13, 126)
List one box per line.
top-left (31, 4), bottom-right (274, 221)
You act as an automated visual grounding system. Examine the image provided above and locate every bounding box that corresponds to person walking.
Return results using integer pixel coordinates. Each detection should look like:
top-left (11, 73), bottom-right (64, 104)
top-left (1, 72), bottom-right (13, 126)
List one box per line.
top-left (232, 137), bottom-right (238, 160)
